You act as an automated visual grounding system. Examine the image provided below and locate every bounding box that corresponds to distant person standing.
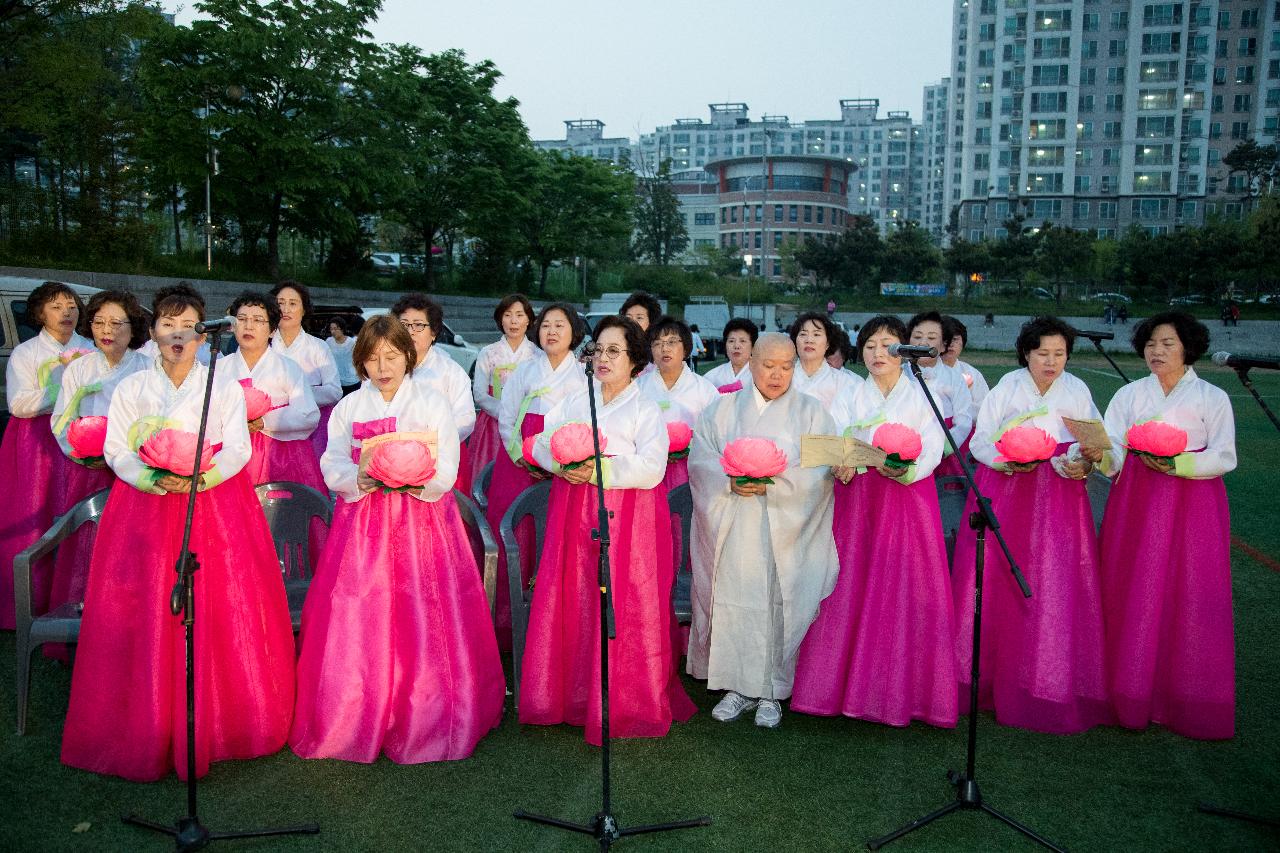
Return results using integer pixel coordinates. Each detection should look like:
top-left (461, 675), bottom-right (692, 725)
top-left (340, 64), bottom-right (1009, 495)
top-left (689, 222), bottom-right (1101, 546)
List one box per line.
top-left (689, 324), bottom-right (707, 371)
top-left (826, 299), bottom-right (836, 317)
top-left (326, 317), bottom-right (359, 396)
top-left (1117, 304), bottom-right (1129, 325)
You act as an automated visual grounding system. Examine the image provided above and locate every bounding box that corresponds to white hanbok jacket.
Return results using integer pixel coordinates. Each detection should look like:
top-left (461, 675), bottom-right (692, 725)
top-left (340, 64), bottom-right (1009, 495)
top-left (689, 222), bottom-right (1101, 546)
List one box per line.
top-left (51, 348), bottom-right (150, 459)
top-left (7, 329), bottom-right (96, 418)
top-left (497, 351), bottom-right (588, 461)
top-left (272, 330), bottom-right (341, 408)
top-left (219, 348), bottom-right (320, 442)
top-left (830, 370), bottom-right (946, 485)
top-left (472, 337), bottom-right (539, 419)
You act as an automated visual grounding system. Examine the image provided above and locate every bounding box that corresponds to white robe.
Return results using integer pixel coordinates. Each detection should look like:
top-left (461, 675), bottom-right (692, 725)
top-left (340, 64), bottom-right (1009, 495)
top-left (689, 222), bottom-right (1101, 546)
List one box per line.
top-left (830, 370), bottom-right (946, 485)
top-left (472, 337), bottom-right (539, 418)
top-left (412, 346), bottom-right (476, 440)
top-left (271, 330), bottom-right (341, 408)
top-left (1101, 367), bottom-right (1236, 479)
top-left (687, 383), bottom-right (839, 699)
top-left (6, 328), bottom-right (96, 417)
top-left (497, 351), bottom-right (588, 461)
top-left (104, 360), bottom-right (251, 493)
top-left (51, 348), bottom-right (150, 458)
top-left (954, 358), bottom-right (990, 410)
top-left (703, 361), bottom-right (751, 390)
top-left (791, 360), bottom-right (861, 409)
top-left (636, 364), bottom-right (720, 426)
top-left (907, 361), bottom-right (974, 449)
top-left (325, 336), bottom-right (358, 386)
top-left (320, 375), bottom-right (459, 504)
top-left (219, 348), bottom-right (320, 442)
top-left (972, 368), bottom-right (1106, 474)
top-left (530, 381), bottom-right (668, 489)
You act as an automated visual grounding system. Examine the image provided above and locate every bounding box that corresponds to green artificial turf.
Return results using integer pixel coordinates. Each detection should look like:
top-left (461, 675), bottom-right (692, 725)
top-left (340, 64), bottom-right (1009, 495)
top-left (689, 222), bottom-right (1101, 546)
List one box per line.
top-left (0, 355), bottom-right (1276, 852)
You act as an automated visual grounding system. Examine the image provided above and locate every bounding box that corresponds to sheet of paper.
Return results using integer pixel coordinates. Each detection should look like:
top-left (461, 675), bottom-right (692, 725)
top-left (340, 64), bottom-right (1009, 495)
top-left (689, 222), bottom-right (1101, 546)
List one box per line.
top-left (1061, 417), bottom-right (1110, 453)
top-left (801, 434), bottom-right (888, 469)
top-left (357, 430), bottom-right (439, 476)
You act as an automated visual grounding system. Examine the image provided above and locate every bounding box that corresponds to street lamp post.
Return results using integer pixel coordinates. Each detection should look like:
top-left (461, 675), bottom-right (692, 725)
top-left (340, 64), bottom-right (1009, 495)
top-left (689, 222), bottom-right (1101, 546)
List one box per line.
top-left (202, 85), bottom-right (243, 272)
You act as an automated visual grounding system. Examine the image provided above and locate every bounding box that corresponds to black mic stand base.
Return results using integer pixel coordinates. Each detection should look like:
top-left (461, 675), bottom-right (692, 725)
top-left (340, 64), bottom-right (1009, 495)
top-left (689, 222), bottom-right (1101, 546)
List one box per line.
top-left (122, 813), bottom-right (319, 853)
top-left (1196, 802), bottom-right (1280, 829)
top-left (514, 808), bottom-right (711, 851)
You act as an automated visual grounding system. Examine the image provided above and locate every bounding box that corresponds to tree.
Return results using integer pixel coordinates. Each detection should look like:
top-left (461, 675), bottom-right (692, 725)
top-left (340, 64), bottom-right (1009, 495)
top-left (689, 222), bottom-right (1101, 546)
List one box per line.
top-left (692, 242), bottom-right (741, 278)
top-left (989, 214), bottom-right (1038, 293)
top-left (880, 220), bottom-right (942, 283)
top-left (943, 238), bottom-right (991, 303)
top-left (796, 214), bottom-right (883, 296)
top-left (1222, 140), bottom-right (1279, 209)
top-left (632, 157), bottom-right (688, 265)
top-left (1034, 223), bottom-right (1093, 304)
top-left (515, 149), bottom-right (634, 296)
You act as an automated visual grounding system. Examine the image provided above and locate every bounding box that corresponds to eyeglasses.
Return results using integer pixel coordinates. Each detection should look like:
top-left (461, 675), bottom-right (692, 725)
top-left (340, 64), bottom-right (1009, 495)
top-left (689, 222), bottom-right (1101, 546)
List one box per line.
top-left (235, 315), bottom-right (270, 327)
top-left (90, 319), bottom-right (130, 331)
top-left (651, 338), bottom-right (683, 351)
top-left (401, 321), bottom-right (430, 333)
top-left (594, 345), bottom-right (626, 361)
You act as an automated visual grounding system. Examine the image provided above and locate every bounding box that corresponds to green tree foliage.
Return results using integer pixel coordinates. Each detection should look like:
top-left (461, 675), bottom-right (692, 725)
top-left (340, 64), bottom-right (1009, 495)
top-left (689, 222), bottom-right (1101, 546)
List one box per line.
top-left (1034, 223), bottom-right (1094, 304)
top-left (943, 238), bottom-right (991, 303)
top-left (1222, 140), bottom-right (1279, 207)
top-left (632, 158), bottom-right (688, 265)
top-left (988, 214), bottom-right (1038, 293)
top-left (880, 221), bottom-right (942, 283)
top-left (795, 214), bottom-right (883, 296)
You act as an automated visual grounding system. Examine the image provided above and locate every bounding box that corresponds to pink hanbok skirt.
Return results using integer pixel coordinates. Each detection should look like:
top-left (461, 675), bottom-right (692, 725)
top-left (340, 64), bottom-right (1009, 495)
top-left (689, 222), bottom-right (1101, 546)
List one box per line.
top-left (793, 473), bottom-right (957, 727)
top-left (455, 438), bottom-right (473, 496)
top-left (309, 402), bottom-right (336, 457)
top-left (469, 410), bottom-right (503, 487)
top-left (290, 490), bottom-right (504, 763)
top-left (951, 451), bottom-right (1112, 734)
top-left (1100, 455), bottom-right (1234, 739)
top-left (519, 479), bottom-right (696, 744)
top-left (0, 414), bottom-right (76, 629)
top-left (61, 473), bottom-right (295, 781)
top-left (936, 420), bottom-right (973, 481)
top-left (486, 413), bottom-right (544, 650)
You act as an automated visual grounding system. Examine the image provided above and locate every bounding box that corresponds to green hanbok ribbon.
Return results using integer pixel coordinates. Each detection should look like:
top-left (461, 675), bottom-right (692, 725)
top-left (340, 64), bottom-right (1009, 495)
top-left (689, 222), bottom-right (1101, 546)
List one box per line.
top-left (506, 385), bottom-right (550, 460)
top-left (491, 362), bottom-right (518, 401)
top-left (51, 382), bottom-right (102, 436)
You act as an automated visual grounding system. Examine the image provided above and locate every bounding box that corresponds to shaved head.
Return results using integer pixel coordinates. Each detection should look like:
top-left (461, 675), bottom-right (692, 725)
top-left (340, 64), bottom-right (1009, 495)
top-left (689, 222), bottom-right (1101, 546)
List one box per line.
top-left (750, 333), bottom-right (796, 400)
top-left (751, 333), bottom-right (796, 361)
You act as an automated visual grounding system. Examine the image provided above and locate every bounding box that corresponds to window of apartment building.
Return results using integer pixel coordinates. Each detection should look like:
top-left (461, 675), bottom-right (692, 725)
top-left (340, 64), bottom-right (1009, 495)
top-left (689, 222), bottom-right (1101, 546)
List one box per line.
top-left (816, 207), bottom-right (825, 224)
top-left (1236, 65), bottom-right (1255, 84)
top-left (1213, 65), bottom-right (1227, 84)
top-left (1139, 89), bottom-right (1176, 109)
top-left (1029, 146), bottom-right (1065, 166)
top-left (975, 127), bottom-right (992, 144)
top-left (1031, 92), bottom-right (1069, 112)
top-left (979, 22), bottom-right (996, 40)
top-left (694, 212), bottom-right (716, 226)
top-left (753, 232), bottom-right (762, 250)
top-left (788, 205), bottom-right (798, 222)
top-left (1239, 38), bottom-right (1258, 58)
top-left (1075, 175), bottom-right (1092, 193)
top-left (1103, 147), bottom-right (1122, 166)
top-left (974, 152), bottom-right (991, 170)
top-left (1104, 120), bottom-right (1123, 139)
top-left (1212, 93), bottom-right (1224, 111)
top-left (1110, 10), bottom-right (1128, 30)
top-left (1095, 228), bottom-right (1115, 239)
top-left (1004, 12), bottom-right (1027, 35)
top-left (773, 204), bottom-right (783, 221)
top-left (1188, 34), bottom-right (1209, 56)
top-left (729, 207), bottom-right (738, 224)
top-left (1132, 198), bottom-right (1171, 219)
top-left (1034, 36), bottom-right (1071, 58)
top-left (803, 206), bottom-right (812, 223)
top-left (1003, 43), bottom-right (1027, 62)
top-left (1230, 121), bottom-right (1250, 139)
top-left (1073, 201), bottom-right (1091, 219)
top-left (1191, 4), bottom-right (1211, 27)
top-left (1137, 115), bottom-right (1176, 137)
top-left (1234, 93), bottom-right (1253, 112)
top-left (1142, 4), bottom-right (1183, 27)
top-left (754, 204), bottom-right (763, 221)
top-left (980, 0), bottom-right (996, 14)
top-left (978, 75), bottom-right (994, 92)
top-left (1216, 38), bottom-right (1229, 59)
top-left (1034, 10), bottom-right (1070, 31)
top-left (1027, 172), bottom-right (1065, 193)
top-left (1080, 67), bottom-right (1097, 86)
top-left (1181, 173), bottom-right (1200, 193)
top-left (972, 203), bottom-right (988, 221)
top-left (1084, 12), bottom-right (1099, 31)
top-left (1077, 120), bottom-right (1095, 139)
top-left (1079, 94), bottom-right (1096, 112)
top-left (1029, 118), bottom-right (1067, 139)
top-left (1186, 62), bottom-right (1206, 82)
top-left (973, 178), bottom-right (987, 196)
top-left (998, 149), bottom-right (1012, 167)
top-left (1179, 201), bottom-right (1198, 221)
top-left (1000, 95), bottom-right (1014, 116)
top-left (1107, 93), bottom-right (1125, 111)
top-left (1002, 68), bottom-right (1025, 87)
top-left (1183, 117), bottom-right (1203, 135)
top-left (978, 48), bottom-right (995, 67)
top-left (1136, 143), bottom-right (1174, 165)
top-left (1218, 10), bottom-right (1230, 29)
top-left (773, 232), bottom-right (783, 248)
top-left (1142, 32), bottom-right (1180, 55)
top-left (1075, 147), bottom-right (1093, 166)
top-left (1267, 89), bottom-right (1280, 109)
top-left (969, 229), bottom-right (986, 242)
top-left (1032, 64), bottom-right (1069, 85)
top-left (1109, 39), bottom-right (1127, 58)
top-left (1099, 201), bottom-right (1118, 219)
top-left (1270, 60), bottom-right (1280, 80)
top-left (977, 101), bottom-right (994, 119)
top-left (1140, 60), bottom-right (1179, 82)
top-left (720, 208), bottom-right (727, 224)
top-left (1032, 199), bottom-right (1063, 219)
top-left (1240, 8), bottom-right (1260, 28)
top-left (1108, 66), bottom-right (1125, 84)
top-left (1209, 121), bottom-right (1222, 139)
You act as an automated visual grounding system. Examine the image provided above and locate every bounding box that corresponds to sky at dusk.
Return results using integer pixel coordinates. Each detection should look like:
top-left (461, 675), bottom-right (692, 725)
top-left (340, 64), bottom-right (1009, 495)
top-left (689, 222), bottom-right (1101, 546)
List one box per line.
top-left (168, 0), bottom-right (954, 141)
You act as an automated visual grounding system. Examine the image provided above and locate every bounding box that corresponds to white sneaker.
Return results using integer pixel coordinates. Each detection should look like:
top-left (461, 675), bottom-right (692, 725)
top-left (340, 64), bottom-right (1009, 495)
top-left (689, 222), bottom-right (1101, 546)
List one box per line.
top-left (711, 691), bottom-right (758, 722)
top-left (755, 699), bottom-right (782, 728)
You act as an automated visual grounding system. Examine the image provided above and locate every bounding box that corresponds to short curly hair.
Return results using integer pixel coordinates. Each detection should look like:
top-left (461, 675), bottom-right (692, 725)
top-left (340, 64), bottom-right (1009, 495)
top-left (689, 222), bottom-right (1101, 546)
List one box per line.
top-left (907, 310), bottom-right (954, 349)
top-left (270, 279), bottom-right (313, 319)
top-left (228, 290), bottom-right (282, 333)
top-left (648, 316), bottom-right (692, 359)
top-left (854, 315), bottom-right (908, 363)
top-left (593, 315), bottom-right (650, 378)
top-left (620, 291), bottom-right (662, 328)
top-left (787, 311), bottom-right (842, 358)
top-left (722, 317), bottom-right (759, 344)
top-left (493, 293), bottom-right (535, 333)
top-left (26, 281), bottom-right (85, 331)
top-left (391, 292), bottom-right (443, 338)
top-left (80, 290), bottom-right (148, 349)
top-left (1015, 316), bottom-right (1076, 367)
top-left (352, 314), bottom-right (417, 380)
top-left (531, 302), bottom-right (585, 351)
top-left (1130, 311), bottom-right (1210, 365)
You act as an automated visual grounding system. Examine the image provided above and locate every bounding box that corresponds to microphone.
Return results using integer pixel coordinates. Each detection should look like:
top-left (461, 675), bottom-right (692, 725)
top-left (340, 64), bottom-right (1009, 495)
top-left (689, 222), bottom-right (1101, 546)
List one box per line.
top-left (888, 343), bottom-right (938, 359)
top-left (1213, 351), bottom-right (1280, 371)
top-left (1073, 328), bottom-right (1115, 341)
top-left (578, 341), bottom-right (599, 363)
top-left (194, 316), bottom-right (234, 334)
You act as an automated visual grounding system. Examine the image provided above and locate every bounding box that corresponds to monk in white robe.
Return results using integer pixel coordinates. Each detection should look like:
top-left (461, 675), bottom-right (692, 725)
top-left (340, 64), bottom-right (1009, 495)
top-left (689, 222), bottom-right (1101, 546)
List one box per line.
top-left (687, 333), bottom-right (840, 728)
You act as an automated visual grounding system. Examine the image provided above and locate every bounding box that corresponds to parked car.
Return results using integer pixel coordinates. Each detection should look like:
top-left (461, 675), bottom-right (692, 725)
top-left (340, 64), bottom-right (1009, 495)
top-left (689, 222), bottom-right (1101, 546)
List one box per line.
top-left (369, 253), bottom-right (400, 275)
top-left (1032, 287), bottom-right (1054, 300)
top-left (1169, 294), bottom-right (1208, 306)
top-left (0, 276), bottom-right (102, 417)
top-left (1088, 291), bottom-right (1131, 303)
top-left (360, 307), bottom-right (479, 374)
top-left (1259, 293), bottom-right (1280, 305)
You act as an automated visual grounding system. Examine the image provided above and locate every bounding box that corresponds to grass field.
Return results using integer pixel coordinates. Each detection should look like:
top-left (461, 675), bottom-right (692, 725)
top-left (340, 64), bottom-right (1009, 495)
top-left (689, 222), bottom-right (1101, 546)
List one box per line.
top-left (0, 352), bottom-right (1276, 852)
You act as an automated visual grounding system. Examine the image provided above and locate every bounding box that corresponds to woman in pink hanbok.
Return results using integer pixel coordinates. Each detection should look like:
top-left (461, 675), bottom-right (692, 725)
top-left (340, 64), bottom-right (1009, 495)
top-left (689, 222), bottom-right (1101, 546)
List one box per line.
top-left (470, 294), bottom-right (538, 484)
top-left (792, 315), bottom-right (956, 728)
top-left (393, 293), bottom-right (476, 494)
top-left (951, 316), bottom-right (1112, 735)
top-left (485, 302), bottom-right (588, 649)
top-left (788, 312), bottom-right (861, 409)
top-left (907, 311), bottom-right (974, 480)
top-left (270, 280), bottom-right (341, 457)
top-left (290, 315), bottom-right (503, 764)
top-left (47, 291), bottom-right (150, 617)
top-left (519, 316), bottom-right (696, 744)
top-left (1100, 312), bottom-right (1236, 739)
top-left (61, 291), bottom-right (294, 781)
top-left (0, 281), bottom-right (92, 628)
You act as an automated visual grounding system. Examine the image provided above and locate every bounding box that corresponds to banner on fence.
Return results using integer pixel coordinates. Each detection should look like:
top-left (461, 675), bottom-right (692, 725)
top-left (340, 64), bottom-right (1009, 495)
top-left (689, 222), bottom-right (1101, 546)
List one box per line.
top-left (879, 282), bottom-right (948, 297)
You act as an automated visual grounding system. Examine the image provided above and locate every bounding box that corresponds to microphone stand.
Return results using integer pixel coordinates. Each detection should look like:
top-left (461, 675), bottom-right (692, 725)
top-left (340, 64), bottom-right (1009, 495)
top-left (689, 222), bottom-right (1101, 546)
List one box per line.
top-left (1226, 366), bottom-right (1280, 434)
top-left (867, 355), bottom-right (1064, 853)
top-left (515, 351), bottom-right (711, 850)
top-left (1078, 332), bottom-right (1130, 384)
top-left (123, 328), bottom-right (320, 851)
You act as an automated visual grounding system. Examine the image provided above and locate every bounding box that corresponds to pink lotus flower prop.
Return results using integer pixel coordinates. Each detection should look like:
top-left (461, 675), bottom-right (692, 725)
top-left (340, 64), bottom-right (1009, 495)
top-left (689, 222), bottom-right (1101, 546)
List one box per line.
top-left (58, 347), bottom-right (94, 365)
top-left (366, 439), bottom-right (436, 491)
top-left (1126, 420), bottom-right (1187, 464)
top-left (67, 415), bottom-right (108, 462)
top-left (717, 380), bottom-right (744, 394)
top-left (242, 385), bottom-right (274, 422)
top-left (721, 437), bottom-right (788, 485)
top-left (993, 425), bottom-right (1057, 465)
top-left (138, 428), bottom-right (215, 477)
top-left (667, 421), bottom-right (693, 460)
top-left (872, 422), bottom-right (923, 470)
top-left (521, 434), bottom-right (539, 466)
top-left (550, 422), bottom-right (607, 470)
